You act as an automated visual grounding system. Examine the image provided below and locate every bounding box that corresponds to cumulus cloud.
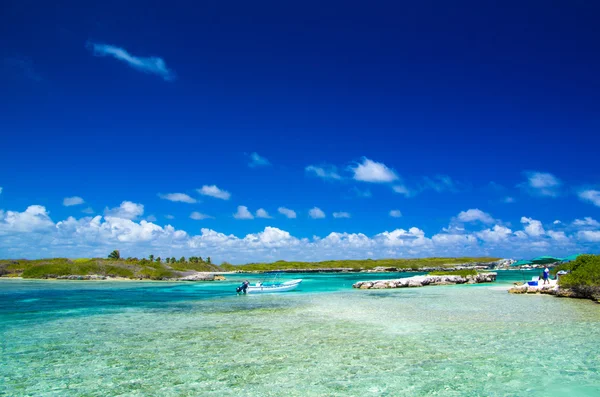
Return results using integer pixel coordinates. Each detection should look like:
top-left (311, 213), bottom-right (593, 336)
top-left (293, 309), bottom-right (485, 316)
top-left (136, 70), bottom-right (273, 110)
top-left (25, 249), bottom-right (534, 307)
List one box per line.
top-left (305, 165), bottom-right (342, 180)
top-left (165, 215), bottom-right (175, 220)
top-left (86, 42), bottom-right (176, 81)
top-left (146, 215), bottom-right (157, 222)
top-left (63, 196), bottom-right (85, 206)
top-left (0, 205), bottom-right (54, 233)
top-left (578, 190), bottom-right (600, 207)
top-left (158, 193), bottom-right (197, 203)
top-left (190, 212), bottom-right (213, 220)
top-left (521, 171), bottom-right (561, 197)
top-left (333, 212), bottom-right (351, 219)
top-left (309, 207), bottom-right (326, 219)
top-left (578, 230), bottom-right (600, 242)
top-left (547, 230), bottom-right (569, 242)
top-left (198, 185), bottom-right (231, 200)
top-left (457, 209), bottom-right (494, 224)
top-left (248, 152), bottom-right (270, 168)
top-left (1, 203), bottom-right (596, 262)
top-left (278, 207), bottom-right (297, 219)
top-left (82, 207), bottom-right (94, 214)
top-left (233, 206), bottom-right (254, 220)
top-left (350, 158), bottom-right (398, 183)
top-left (520, 217), bottom-right (545, 237)
top-left (104, 201), bottom-right (144, 220)
top-left (255, 208), bottom-right (272, 219)
top-left (476, 225), bottom-right (512, 243)
top-left (553, 220), bottom-right (561, 225)
top-left (389, 210), bottom-right (402, 218)
top-left (573, 217), bottom-right (600, 228)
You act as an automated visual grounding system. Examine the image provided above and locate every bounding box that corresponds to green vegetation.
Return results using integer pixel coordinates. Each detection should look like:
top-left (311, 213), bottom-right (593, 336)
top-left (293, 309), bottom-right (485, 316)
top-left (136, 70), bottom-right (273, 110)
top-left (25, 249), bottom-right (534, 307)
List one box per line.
top-left (221, 257), bottom-right (499, 272)
top-left (0, 254), bottom-right (500, 280)
top-left (428, 269), bottom-right (478, 277)
top-left (554, 254), bottom-right (600, 300)
top-left (0, 256), bottom-right (224, 280)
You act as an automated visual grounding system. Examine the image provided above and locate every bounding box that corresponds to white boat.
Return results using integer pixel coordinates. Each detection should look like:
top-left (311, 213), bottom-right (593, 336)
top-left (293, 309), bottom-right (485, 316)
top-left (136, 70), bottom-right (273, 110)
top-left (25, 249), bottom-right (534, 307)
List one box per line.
top-left (246, 279), bottom-right (302, 294)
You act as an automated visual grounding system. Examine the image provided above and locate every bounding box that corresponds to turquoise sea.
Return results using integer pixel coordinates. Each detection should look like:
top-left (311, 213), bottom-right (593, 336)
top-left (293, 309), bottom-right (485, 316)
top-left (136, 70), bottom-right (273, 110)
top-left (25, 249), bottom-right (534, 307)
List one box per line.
top-left (1, 271), bottom-right (599, 396)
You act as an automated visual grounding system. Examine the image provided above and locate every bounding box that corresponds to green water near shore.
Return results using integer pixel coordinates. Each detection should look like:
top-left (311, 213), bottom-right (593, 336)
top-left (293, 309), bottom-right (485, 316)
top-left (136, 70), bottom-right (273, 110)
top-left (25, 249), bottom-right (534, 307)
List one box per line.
top-left (1, 271), bottom-right (599, 396)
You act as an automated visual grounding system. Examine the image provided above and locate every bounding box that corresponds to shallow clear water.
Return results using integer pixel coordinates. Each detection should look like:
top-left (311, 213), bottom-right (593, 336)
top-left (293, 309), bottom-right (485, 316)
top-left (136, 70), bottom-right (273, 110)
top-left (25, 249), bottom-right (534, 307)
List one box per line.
top-left (1, 271), bottom-right (599, 396)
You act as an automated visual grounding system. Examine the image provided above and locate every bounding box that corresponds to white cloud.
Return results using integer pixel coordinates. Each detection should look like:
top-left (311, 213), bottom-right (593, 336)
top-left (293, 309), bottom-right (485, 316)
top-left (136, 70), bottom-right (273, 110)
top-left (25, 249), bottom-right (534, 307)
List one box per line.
top-left (255, 208), bottom-right (272, 219)
top-left (350, 158), bottom-right (398, 183)
top-left (476, 225), bottom-right (512, 243)
top-left (0, 205), bottom-right (54, 233)
top-left (309, 207), bottom-right (326, 219)
top-left (432, 232), bottom-right (477, 246)
top-left (190, 212), bottom-right (213, 220)
top-left (158, 193), bottom-right (197, 203)
top-left (547, 230), bottom-right (569, 242)
top-left (503, 197), bottom-right (515, 204)
top-left (63, 196), bottom-right (85, 206)
top-left (278, 207), bottom-right (297, 219)
top-left (305, 165), bottom-right (341, 180)
top-left (233, 206), bottom-right (254, 220)
top-left (521, 171), bottom-right (561, 197)
top-left (82, 207), bottom-right (94, 214)
top-left (333, 212), bottom-right (351, 219)
top-left (104, 201), bottom-right (144, 220)
top-left (146, 215), bottom-right (157, 222)
top-left (2, 203), bottom-right (598, 263)
top-left (165, 215), bottom-right (175, 220)
top-left (520, 217), bottom-right (545, 237)
top-left (198, 185), bottom-right (231, 200)
top-left (457, 209), bottom-right (494, 224)
top-left (248, 152), bottom-right (270, 168)
top-left (553, 220), bottom-right (561, 225)
top-left (389, 210), bottom-right (402, 218)
top-left (392, 185), bottom-right (412, 197)
top-left (578, 190), bottom-right (600, 207)
top-left (86, 42), bottom-right (176, 81)
top-left (573, 217), bottom-right (600, 228)
top-left (578, 230), bottom-right (600, 242)
top-left (375, 228), bottom-right (429, 248)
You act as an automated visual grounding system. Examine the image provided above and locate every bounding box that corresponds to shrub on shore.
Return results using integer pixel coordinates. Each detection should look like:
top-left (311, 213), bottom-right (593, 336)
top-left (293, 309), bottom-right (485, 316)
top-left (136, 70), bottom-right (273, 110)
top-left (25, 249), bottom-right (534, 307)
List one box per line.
top-left (428, 269), bottom-right (478, 277)
top-left (555, 254), bottom-right (600, 300)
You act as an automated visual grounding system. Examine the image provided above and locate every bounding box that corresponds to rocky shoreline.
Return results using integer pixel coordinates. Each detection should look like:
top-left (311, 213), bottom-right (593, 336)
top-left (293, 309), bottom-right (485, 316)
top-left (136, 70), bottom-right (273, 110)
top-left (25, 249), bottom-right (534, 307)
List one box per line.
top-left (241, 261), bottom-right (503, 274)
top-left (508, 284), bottom-right (600, 303)
top-left (353, 273), bottom-right (497, 289)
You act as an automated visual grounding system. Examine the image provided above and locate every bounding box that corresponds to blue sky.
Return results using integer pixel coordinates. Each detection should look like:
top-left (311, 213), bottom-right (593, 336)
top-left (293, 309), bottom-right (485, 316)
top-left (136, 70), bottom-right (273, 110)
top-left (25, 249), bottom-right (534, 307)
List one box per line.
top-left (1, 1), bottom-right (599, 262)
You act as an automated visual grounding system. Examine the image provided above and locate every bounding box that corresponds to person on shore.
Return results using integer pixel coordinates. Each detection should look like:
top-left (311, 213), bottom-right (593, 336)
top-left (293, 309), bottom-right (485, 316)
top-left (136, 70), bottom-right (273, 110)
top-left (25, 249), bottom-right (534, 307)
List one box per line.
top-left (543, 266), bottom-right (550, 285)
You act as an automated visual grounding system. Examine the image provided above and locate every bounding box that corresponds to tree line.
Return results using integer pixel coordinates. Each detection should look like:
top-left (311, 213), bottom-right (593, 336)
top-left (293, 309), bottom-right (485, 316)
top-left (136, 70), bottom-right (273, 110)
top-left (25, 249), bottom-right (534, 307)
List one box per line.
top-left (108, 250), bottom-right (211, 264)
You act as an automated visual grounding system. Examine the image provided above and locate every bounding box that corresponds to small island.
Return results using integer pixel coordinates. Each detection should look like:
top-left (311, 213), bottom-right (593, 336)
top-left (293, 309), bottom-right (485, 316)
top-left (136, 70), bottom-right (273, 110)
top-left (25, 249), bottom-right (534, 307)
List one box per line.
top-left (0, 255), bottom-right (504, 281)
top-left (509, 254), bottom-right (600, 303)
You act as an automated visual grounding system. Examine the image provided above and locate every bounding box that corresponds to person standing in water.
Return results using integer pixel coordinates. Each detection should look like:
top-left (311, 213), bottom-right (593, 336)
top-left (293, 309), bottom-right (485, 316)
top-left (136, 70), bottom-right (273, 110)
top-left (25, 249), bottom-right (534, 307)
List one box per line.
top-left (543, 266), bottom-right (550, 285)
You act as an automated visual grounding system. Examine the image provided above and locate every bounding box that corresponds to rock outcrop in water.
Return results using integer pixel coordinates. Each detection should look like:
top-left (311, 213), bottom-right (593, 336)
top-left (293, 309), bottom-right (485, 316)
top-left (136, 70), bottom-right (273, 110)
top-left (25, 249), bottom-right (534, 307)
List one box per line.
top-left (353, 273), bottom-right (497, 289)
top-left (508, 284), bottom-right (600, 303)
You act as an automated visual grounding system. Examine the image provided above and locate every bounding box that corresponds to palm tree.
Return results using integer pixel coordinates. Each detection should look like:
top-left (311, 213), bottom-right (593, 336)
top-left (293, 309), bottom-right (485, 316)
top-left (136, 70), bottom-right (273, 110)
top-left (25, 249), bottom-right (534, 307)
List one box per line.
top-left (149, 254), bottom-right (154, 262)
top-left (207, 257), bottom-right (211, 264)
top-left (108, 250), bottom-right (120, 260)
top-left (165, 257), bottom-right (170, 264)
top-left (179, 256), bottom-right (186, 263)
top-left (156, 257), bottom-right (161, 263)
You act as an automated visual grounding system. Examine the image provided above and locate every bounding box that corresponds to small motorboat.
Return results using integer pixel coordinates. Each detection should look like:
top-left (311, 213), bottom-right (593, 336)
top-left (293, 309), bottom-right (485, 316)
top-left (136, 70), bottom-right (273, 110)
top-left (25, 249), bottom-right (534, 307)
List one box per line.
top-left (246, 279), bottom-right (302, 294)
